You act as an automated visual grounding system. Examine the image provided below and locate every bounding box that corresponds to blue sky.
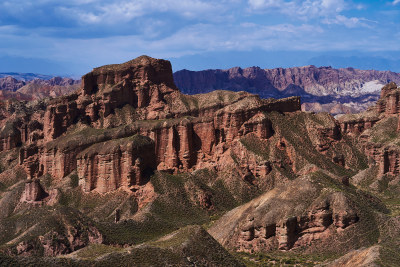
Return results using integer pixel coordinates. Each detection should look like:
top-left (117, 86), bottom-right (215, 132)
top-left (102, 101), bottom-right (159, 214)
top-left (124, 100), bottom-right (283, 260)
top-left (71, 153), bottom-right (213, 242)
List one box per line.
top-left (0, 0), bottom-right (400, 76)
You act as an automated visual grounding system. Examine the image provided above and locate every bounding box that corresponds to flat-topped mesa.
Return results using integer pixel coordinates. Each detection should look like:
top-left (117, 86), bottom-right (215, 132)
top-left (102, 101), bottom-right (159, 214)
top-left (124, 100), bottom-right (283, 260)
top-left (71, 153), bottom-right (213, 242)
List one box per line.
top-left (43, 56), bottom-right (180, 141)
top-left (81, 55), bottom-right (177, 96)
top-left (17, 56), bottom-right (304, 193)
top-left (43, 56), bottom-right (302, 142)
top-left (80, 55), bottom-right (178, 111)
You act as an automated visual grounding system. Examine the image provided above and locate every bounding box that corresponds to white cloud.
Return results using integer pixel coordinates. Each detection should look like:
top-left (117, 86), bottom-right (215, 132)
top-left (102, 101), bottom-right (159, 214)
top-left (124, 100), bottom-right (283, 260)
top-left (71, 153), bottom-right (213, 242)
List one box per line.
top-left (59, 0), bottom-right (235, 25)
top-left (323, 15), bottom-right (371, 28)
top-left (248, 0), bottom-right (282, 9)
top-left (393, 0), bottom-right (400, 5)
top-left (247, 0), bottom-right (376, 29)
top-left (248, 0), bottom-right (346, 18)
top-left (0, 22), bottom-right (326, 64)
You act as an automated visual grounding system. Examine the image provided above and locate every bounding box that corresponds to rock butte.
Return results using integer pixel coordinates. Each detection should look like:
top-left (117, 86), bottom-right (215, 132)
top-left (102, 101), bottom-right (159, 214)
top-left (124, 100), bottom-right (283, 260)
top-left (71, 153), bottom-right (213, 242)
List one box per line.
top-left (0, 56), bottom-right (400, 262)
top-left (3, 56), bottom-right (400, 193)
top-left (0, 56), bottom-right (300, 193)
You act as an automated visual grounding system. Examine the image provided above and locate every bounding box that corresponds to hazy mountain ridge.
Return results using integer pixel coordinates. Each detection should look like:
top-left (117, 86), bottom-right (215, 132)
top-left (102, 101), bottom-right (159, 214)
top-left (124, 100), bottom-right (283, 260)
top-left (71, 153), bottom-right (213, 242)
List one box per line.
top-left (0, 75), bottom-right (80, 101)
top-left (0, 72), bottom-right (54, 81)
top-left (174, 65), bottom-right (400, 114)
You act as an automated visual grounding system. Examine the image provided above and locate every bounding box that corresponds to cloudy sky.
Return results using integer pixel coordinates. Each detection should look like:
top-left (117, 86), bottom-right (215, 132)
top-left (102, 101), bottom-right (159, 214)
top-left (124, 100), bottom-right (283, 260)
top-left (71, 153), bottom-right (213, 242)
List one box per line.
top-left (0, 0), bottom-right (400, 76)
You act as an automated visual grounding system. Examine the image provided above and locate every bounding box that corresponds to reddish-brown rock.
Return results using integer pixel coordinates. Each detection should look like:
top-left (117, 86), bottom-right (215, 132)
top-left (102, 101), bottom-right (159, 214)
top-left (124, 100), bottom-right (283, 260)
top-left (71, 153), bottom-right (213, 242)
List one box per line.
top-left (0, 76), bottom-right (25, 91)
top-left (76, 135), bottom-right (155, 193)
top-left (340, 117), bottom-right (379, 135)
top-left (0, 122), bottom-right (21, 152)
top-left (7, 56), bottom-right (302, 193)
top-left (376, 82), bottom-right (400, 115)
top-left (43, 94), bottom-right (80, 141)
top-left (339, 82), bottom-right (400, 177)
top-left (209, 178), bottom-right (359, 253)
top-left (22, 179), bottom-right (48, 202)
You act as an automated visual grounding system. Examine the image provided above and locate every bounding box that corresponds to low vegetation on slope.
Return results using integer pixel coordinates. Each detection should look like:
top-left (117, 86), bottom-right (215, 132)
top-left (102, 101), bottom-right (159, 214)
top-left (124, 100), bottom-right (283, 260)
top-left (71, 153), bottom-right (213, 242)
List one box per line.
top-left (0, 57), bottom-right (399, 266)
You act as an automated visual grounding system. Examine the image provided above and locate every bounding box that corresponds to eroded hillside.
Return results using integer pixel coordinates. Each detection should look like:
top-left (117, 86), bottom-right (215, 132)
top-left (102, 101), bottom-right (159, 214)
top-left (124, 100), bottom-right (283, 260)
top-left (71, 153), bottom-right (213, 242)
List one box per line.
top-left (0, 56), bottom-right (398, 266)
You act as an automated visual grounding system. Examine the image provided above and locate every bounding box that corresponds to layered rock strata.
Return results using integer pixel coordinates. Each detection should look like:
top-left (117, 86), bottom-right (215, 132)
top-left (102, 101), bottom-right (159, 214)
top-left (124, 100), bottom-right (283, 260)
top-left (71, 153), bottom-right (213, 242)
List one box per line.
top-left (209, 178), bottom-right (359, 252)
top-left (0, 55), bottom-right (301, 193)
top-left (22, 179), bottom-right (48, 202)
top-left (76, 135), bottom-right (155, 193)
top-left (339, 82), bottom-right (400, 176)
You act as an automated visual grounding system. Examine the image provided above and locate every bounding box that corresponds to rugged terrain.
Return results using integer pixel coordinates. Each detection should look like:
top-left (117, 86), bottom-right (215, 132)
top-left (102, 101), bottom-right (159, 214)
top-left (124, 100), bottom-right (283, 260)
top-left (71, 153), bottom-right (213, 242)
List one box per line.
top-left (3, 65), bottom-right (400, 115)
top-left (0, 76), bottom-right (80, 101)
top-left (0, 56), bottom-right (398, 266)
top-left (174, 66), bottom-right (400, 115)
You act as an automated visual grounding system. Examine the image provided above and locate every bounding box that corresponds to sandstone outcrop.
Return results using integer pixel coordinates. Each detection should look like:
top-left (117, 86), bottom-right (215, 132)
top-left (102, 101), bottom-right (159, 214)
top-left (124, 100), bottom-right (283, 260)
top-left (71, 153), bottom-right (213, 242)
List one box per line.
top-left (209, 177), bottom-right (360, 252)
top-left (339, 117), bottom-right (379, 135)
top-left (0, 121), bottom-right (22, 152)
top-left (339, 82), bottom-right (400, 177)
top-left (1, 56), bottom-right (299, 194)
top-left (22, 179), bottom-right (48, 202)
top-left (77, 135), bottom-right (155, 193)
top-left (1, 58), bottom-right (399, 265)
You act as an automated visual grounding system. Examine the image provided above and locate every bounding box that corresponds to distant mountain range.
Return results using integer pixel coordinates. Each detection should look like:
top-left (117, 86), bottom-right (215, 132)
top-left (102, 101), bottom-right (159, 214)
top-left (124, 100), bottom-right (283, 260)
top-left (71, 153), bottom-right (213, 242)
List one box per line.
top-left (2, 66), bottom-right (400, 115)
top-left (173, 65), bottom-right (400, 114)
top-left (0, 74), bottom-right (80, 101)
top-left (0, 72), bottom-right (54, 81)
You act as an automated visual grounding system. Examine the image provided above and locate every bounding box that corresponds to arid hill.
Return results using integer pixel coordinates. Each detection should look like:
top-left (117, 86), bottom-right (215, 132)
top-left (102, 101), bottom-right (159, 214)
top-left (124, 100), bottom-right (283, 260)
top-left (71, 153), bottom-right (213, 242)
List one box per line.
top-left (0, 76), bottom-right (80, 101)
top-left (0, 56), bottom-right (398, 266)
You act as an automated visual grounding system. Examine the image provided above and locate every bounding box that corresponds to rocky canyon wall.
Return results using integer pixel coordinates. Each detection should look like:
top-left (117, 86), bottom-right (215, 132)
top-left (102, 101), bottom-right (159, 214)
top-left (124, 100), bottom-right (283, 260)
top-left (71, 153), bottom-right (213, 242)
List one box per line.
top-left (1, 56), bottom-right (301, 194)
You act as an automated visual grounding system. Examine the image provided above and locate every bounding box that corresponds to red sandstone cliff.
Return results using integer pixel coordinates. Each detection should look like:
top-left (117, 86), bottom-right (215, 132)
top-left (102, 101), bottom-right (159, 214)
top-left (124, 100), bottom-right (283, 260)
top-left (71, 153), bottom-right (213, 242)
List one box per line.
top-left (0, 56), bottom-right (301, 194)
top-left (339, 82), bottom-right (400, 177)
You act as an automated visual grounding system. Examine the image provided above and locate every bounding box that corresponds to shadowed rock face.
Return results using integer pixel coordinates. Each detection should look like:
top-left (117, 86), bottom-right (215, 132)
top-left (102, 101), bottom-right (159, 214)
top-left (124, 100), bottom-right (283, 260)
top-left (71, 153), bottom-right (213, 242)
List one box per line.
top-left (23, 179), bottom-right (48, 202)
top-left (76, 135), bottom-right (156, 193)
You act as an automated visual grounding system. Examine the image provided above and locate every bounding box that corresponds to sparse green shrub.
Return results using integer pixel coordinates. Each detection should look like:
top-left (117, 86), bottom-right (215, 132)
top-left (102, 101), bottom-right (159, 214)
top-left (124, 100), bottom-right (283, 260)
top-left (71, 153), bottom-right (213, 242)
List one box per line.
top-left (41, 173), bottom-right (53, 188)
top-left (70, 174), bottom-right (79, 188)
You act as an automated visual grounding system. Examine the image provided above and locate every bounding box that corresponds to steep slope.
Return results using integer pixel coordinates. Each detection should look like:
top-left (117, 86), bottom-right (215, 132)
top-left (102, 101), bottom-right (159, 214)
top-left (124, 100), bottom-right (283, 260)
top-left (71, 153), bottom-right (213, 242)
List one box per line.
top-left (0, 56), bottom-right (305, 262)
top-left (0, 77), bottom-right (25, 92)
top-left (207, 81), bottom-right (400, 265)
top-left (0, 56), bottom-right (398, 265)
